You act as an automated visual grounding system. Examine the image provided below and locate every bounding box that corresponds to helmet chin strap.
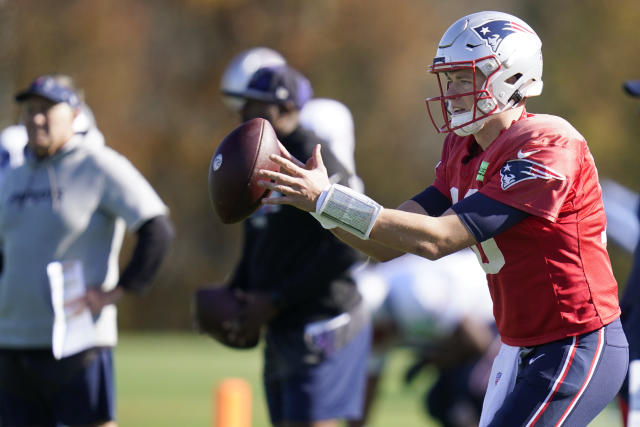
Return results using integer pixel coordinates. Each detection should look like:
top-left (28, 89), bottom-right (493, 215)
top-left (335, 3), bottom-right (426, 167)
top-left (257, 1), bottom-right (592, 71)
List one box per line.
top-left (452, 91), bottom-right (525, 136)
top-left (451, 105), bottom-right (490, 136)
top-left (453, 118), bottom-right (486, 136)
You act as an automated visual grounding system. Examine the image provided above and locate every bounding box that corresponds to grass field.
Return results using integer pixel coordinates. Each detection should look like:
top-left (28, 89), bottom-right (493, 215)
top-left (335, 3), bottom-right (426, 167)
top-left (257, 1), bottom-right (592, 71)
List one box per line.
top-left (115, 332), bottom-right (622, 427)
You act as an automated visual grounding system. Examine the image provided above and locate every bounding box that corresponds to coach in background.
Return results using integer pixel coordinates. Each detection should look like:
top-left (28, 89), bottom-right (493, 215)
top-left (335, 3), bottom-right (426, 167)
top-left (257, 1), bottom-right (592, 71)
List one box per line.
top-left (222, 65), bottom-right (371, 427)
top-left (0, 75), bottom-right (174, 427)
top-left (0, 73), bottom-right (105, 187)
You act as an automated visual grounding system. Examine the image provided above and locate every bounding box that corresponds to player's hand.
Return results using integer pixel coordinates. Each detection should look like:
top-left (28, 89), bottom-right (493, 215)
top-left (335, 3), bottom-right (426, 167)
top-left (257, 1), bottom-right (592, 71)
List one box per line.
top-left (85, 287), bottom-right (124, 315)
top-left (65, 287), bottom-right (124, 317)
top-left (235, 290), bottom-right (278, 328)
top-left (257, 143), bottom-right (331, 212)
top-left (223, 290), bottom-right (277, 346)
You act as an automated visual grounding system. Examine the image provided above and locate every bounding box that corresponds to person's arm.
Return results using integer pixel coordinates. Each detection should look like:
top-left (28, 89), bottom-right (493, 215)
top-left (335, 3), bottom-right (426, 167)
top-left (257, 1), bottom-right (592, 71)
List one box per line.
top-left (330, 186), bottom-right (453, 260)
top-left (84, 215), bottom-right (174, 313)
top-left (324, 199), bottom-right (458, 261)
top-left (257, 143), bottom-right (476, 261)
top-left (426, 316), bottom-right (496, 368)
top-left (333, 192), bottom-right (528, 261)
top-left (258, 143), bottom-right (528, 262)
top-left (368, 206), bottom-right (475, 261)
top-left (372, 189), bottom-right (531, 260)
top-left (117, 214), bottom-right (174, 293)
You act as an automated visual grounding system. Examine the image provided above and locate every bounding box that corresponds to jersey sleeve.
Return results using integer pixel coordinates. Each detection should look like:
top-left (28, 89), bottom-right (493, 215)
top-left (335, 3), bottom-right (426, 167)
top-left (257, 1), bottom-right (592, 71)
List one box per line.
top-left (452, 192), bottom-right (529, 242)
top-left (410, 186), bottom-right (452, 217)
top-left (97, 148), bottom-right (169, 230)
top-left (480, 140), bottom-right (581, 222)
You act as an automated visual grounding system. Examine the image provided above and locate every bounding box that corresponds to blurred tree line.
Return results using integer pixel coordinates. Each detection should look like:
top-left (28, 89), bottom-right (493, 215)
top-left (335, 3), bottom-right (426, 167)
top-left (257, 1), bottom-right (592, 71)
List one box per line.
top-left (1, 0), bottom-right (639, 330)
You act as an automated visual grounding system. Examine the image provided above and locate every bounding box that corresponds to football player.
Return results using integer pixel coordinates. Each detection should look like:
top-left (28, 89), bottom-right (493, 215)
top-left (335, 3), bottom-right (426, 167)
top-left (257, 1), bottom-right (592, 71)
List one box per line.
top-left (257, 11), bottom-right (628, 426)
top-left (218, 58), bottom-right (371, 426)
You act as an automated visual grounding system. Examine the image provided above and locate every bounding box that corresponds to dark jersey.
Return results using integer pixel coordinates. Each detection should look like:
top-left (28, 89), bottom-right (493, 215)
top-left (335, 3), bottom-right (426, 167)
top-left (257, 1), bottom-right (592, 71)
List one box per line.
top-left (229, 126), bottom-right (363, 330)
top-left (620, 203), bottom-right (640, 320)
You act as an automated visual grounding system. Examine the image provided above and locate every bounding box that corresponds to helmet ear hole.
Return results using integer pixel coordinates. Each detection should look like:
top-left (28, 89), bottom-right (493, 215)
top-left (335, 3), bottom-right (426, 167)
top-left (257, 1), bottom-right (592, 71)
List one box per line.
top-left (507, 73), bottom-right (523, 85)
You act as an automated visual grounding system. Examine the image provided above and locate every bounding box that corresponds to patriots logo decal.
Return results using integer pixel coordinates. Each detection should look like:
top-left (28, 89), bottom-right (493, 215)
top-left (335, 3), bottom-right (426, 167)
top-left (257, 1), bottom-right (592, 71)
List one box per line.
top-left (473, 20), bottom-right (534, 52)
top-left (500, 158), bottom-right (566, 190)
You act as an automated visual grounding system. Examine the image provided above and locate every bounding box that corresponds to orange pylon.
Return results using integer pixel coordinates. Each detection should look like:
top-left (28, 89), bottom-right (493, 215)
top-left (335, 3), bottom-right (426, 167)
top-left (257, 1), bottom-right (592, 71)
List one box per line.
top-left (215, 378), bottom-right (252, 427)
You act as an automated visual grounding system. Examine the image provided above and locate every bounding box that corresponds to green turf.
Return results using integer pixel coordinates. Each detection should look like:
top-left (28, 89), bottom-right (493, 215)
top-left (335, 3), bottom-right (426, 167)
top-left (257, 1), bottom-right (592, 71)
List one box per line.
top-left (115, 333), bottom-right (267, 426)
top-left (115, 332), bottom-right (621, 426)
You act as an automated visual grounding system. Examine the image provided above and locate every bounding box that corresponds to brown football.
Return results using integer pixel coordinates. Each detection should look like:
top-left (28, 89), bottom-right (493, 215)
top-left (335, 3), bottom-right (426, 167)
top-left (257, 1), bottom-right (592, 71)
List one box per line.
top-left (192, 286), bottom-right (260, 349)
top-left (208, 118), bottom-right (280, 224)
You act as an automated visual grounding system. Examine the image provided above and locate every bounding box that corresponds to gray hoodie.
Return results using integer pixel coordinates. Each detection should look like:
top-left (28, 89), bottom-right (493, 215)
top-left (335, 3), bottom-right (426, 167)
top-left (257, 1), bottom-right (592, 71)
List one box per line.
top-left (0, 134), bottom-right (167, 348)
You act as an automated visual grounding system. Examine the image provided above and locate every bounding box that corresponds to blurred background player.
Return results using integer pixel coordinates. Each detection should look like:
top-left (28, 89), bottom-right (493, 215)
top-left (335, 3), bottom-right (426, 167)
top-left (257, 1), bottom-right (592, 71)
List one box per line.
top-left (349, 249), bottom-right (497, 427)
top-left (0, 74), bottom-right (174, 427)
top-left (612, 79), bottom-right (640, 427)
top-left (0, 73), bottom-right (105, 186)
top-left (217, 63), bottom-right (371, 427)
top-left (601, 178), bottom-right (639, 255)
top-left (220, 47), bottom-right (286, 112)
top-left (220, 46), bottom-right (364, 192)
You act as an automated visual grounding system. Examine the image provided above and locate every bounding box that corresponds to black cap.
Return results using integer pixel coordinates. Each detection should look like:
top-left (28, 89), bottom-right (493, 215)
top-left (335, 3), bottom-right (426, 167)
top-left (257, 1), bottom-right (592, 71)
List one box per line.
top-left (224, 65), bottom-right (313, 109)
top-left (15, 75), bottom-right (81, 107)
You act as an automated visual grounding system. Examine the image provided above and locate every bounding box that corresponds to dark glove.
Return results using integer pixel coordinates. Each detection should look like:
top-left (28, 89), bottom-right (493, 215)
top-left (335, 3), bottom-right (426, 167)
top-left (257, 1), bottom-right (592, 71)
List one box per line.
top-left (192, 286), bottom-right (259, 349)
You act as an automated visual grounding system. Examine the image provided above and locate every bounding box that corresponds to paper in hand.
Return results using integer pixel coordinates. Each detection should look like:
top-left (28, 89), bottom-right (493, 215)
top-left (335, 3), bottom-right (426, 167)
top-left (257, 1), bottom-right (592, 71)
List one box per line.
top-left (48, 260), bottom-right (96, 359)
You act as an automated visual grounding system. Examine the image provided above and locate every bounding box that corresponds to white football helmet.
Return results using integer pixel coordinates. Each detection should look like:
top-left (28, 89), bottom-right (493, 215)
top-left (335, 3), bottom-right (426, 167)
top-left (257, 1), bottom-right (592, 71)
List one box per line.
top-left (425, 11), bottom-right (543, 136)
top-left (220, 47), bottom-right (286, 111)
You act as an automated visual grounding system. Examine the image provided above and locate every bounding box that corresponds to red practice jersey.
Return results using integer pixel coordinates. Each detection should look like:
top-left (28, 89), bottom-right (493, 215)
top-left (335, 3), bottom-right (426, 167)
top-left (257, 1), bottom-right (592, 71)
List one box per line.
top-left (433, 113), bottom-right (620, 346)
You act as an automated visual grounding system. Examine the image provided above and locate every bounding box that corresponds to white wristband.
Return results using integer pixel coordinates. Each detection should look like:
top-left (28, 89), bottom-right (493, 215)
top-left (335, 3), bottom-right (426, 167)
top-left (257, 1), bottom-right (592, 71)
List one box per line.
top-left (308, 187), bottom-right (337, 229)
top-left (316, 184), bottom-right (382, 239)
top-left (309, 211), bottom-right (338, 229)
top-left (316, 188), bottom-right (329, 212)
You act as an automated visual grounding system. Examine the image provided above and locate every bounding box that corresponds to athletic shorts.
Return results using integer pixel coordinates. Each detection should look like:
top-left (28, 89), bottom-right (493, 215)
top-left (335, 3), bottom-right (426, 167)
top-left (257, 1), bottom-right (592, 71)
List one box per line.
top-left (487, 318), bottom-right (628, 426)
top-left (0, 347), bottom-right (115, 426)
top-left (264, 321), bottom-right (371, 423)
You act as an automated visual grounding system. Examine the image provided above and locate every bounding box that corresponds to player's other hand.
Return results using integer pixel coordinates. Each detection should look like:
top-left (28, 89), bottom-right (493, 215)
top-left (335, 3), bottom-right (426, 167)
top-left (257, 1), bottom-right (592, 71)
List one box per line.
top-left (65, 287), bottom-right (124, 317)
top-left (235, 290), bottom-right (278, 327)
top-left (257, 143), bottom-right (331, 212)
top-left (223, 290), bottom-right (276, 346)
top-left (85, 287), bottom-right (124, 315)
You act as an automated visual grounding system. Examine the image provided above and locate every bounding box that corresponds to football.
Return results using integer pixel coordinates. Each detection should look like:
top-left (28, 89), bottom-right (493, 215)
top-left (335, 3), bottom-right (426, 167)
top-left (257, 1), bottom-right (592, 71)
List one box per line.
top-left (208, 118), bottom-right (280, 224)
top-left (192, 286), bottom-right (260, 349)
